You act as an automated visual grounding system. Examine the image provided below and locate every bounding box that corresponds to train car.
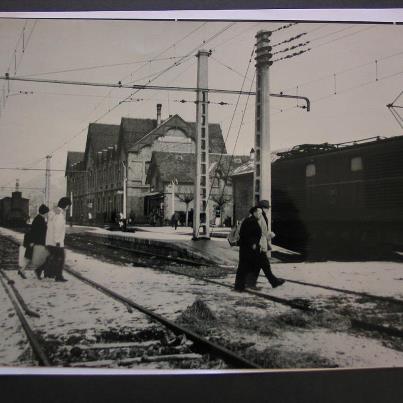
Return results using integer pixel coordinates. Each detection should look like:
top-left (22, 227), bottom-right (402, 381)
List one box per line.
top-left (0, 190), bottom-right (29, 227)
top-left (272, 135), bottom-right (403, 258)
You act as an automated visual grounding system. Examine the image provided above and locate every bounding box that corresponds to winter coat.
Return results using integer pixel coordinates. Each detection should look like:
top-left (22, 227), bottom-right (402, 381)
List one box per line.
top-left (30, 214), bottom-right (47, 245)
top-left (238, 215), bottom-right (262, 264)
top-left (258, 211), bottom-right (273, 252)
top-left (46, 207), bottom-right (66, 247)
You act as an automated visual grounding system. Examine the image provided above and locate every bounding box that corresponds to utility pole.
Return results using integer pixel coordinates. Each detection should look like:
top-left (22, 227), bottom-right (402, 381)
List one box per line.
top-left (193, 49), bottom-right (210, 240)
top-left (44, 155), bottom-right (51, 206)
top-left (122, 161), bottom-right (127, 219)
top-left (254, 30), bottom-right (273, 229)
top-left (70, 191), bottom-right (73, 220)
top-left (171, 178), bottom-right (177, 217)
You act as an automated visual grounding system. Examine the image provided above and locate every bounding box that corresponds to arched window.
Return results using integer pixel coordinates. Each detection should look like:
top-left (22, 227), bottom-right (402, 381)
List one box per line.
top-left (158, 128), bottom-right (191, 143)
top-left (306, 163), bottom-right (316, 177)
top-left (351, 156), bottom-right (363, 172)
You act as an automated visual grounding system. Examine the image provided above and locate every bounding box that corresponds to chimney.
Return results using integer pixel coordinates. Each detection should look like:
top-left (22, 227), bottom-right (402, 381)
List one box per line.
top-left (250, 148), bottom-right (255, 161)
top-left (156, 103), bottom-right (162, 126)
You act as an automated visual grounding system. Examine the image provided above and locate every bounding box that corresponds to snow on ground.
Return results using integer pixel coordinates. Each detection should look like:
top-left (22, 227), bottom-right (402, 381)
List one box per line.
top-left (0, 283), bottom-right (31, 366)
top-left (66, 250), bottom-right (288, 320)
top-left (256, 330), bottom-right (403, 368)
top-left (10, 270), bottom-right (151, 336)
top-left (275, 262), bottom-right (403, 300)
top-left (1, 226), bottom-right (403, 369)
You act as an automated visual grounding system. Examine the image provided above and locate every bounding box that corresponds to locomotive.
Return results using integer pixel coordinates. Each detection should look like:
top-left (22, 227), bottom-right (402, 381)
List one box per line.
top-left (271, 135), bottom-right (403, 259)
top-left (0, 190), bottom-right (29, 227)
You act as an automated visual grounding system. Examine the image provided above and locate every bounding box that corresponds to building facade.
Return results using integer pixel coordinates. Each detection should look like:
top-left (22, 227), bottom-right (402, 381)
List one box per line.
top-left (145, 152), bottom-right (249, 226)
top-left (66, 105), bottom-right (247, 225)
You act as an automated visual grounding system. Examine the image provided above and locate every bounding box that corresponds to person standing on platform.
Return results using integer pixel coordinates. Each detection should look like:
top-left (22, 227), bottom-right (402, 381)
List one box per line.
top-left (45, 197), bottom-right (71, 282)
top-left (234, 206), bottom-right (262, 292)
top-left (247, 200), bottom-right (285, 289)
top-left (30, 204), bottom-right (50, 279)
top-left (171, 212), bottom-right (179, 230)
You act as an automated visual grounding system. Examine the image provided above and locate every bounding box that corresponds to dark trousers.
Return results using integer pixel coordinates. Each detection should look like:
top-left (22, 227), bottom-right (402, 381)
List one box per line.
top-left (44, 246), bottom-right (65, 279)
top-left (234, 248), bottom-right (259, 291)
top-left (246, 251), bottom-right (278, 287)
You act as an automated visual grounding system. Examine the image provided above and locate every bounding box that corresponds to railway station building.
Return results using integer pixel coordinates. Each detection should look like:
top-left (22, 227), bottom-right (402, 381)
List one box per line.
top-left (66, 105), bottom-right (249, 225)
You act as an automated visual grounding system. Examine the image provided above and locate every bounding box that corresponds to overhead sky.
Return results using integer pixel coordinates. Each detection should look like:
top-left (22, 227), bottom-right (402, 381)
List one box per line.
top-left (0, 18), bottom-right (402, 202)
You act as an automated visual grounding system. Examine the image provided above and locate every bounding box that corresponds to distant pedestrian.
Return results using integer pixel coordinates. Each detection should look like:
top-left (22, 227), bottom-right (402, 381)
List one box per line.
top-left (234, 206), bottom-right (262, 292)
top-left (171, 212), bottom-right (179, 230)
top-left (247, 200), bottom-right (284, 289)
top-left (45, 197), bottom-right (71, 282)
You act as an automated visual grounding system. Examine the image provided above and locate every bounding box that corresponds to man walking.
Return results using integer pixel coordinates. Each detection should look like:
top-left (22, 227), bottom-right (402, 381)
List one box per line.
top-left (45, 197), bottom-right (71, 282)
top-left (247, 200), bottom-right (285, 289)
top-left (30, 204), bottom-right (50, 279)
top-left (234, 206), bottom-right (262, 292)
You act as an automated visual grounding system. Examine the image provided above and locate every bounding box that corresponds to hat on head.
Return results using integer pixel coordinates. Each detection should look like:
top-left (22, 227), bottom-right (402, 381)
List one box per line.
top-left (58, 197), bottom-right (71, 209)
top-left (38, 204), bottom-right (49, 215)
top-left (257, 199), bottom-right (270, 209)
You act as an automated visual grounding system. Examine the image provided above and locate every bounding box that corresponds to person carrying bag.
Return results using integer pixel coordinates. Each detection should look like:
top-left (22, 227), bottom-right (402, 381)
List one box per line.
top-left (30, 204), bottom-right (50, 279)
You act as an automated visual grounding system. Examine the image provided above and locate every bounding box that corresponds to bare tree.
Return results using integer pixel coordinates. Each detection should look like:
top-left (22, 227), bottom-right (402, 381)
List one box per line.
top-left (211, 193), bottom-right (231, 226)
top-left (176, 192), bottom-right (194, 226)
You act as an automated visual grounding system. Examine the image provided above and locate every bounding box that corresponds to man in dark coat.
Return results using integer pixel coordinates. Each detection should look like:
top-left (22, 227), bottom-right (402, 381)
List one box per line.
top-left (234, 206), bottom-right (262, 292)
top-left (246, 200), bottom-right (285, 289)
top-left (31, 204), bottom-right (50, 279)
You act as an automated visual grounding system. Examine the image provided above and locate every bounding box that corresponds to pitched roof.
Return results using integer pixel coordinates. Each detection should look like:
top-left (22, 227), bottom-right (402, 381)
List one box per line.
top-left (230, 151), bottom-right (282, 177)
top-left (125, 114), bottom-right (227, 154)
top-left (146, 152), bottom-right (249, 185)
top-left (147, 152), bottom-right (195, 184)
top-left (65, 151), bottom-right (84, 174)
top-left (120, 118), bottom-right (158, 151)
top-left (209, 154), bottom-right (250, 179)
top-left (231, 160), bottom-right (254, 176)
top-left (189, 122), bottom-right (227, 154)
top-left (84, 123), bottom-right (120, 165)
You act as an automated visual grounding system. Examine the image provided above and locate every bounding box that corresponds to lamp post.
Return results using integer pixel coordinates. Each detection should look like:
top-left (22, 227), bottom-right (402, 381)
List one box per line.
top-left (171, 178), bottom-right (178, 218)
top-left (122, 161), bottom-right (127, 219)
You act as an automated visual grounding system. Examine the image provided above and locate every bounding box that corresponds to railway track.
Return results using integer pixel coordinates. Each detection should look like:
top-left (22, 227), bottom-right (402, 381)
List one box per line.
top-left (68, 232), bottom-right (403, 305)
top-left (65, 231), bottom-right (403, 340)
top-left (1, 229), bottom-right (403, 369)
top-left (0, 234), bottom-right (258, 369)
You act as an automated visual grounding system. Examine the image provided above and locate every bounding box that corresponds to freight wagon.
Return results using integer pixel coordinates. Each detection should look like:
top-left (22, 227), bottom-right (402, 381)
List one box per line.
top-left (0, 190), bottom-right (29, 227)
top-left (232, 135), bottom-right (403, 259)
top-left (271, 135), bottom-right (403, 258)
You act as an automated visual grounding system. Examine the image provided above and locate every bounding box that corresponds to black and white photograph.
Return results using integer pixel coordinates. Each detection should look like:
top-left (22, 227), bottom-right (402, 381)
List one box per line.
top-left (0, 16), bottom-right (402, 372)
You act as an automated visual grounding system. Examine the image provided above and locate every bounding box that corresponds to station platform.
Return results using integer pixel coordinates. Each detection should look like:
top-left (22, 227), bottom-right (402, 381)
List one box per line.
top-left (67, 225), bottom-right (300, 267)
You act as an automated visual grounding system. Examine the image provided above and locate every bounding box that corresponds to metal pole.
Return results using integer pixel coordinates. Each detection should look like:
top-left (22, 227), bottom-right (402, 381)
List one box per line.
top-left (0, 75), bottom-right (311, 110)
top-left (70, 191), bottom-right (73, 219)
top-left (122, 161), bottom-right (127, 219)
top-left (193, 49), bottom-right (210, 239)
top-left (45, 155), bottom-right (51, 206)
top-left (171, 180), bottom-right (176, 218)
top-left (254, 30), bottom-right (272, 231)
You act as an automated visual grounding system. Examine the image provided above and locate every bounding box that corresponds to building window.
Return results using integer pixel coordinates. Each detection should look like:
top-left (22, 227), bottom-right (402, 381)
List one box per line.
top-left (306, 163), bottom-right (316, 177)
top-left (351, 156), bottom-right (363, 172)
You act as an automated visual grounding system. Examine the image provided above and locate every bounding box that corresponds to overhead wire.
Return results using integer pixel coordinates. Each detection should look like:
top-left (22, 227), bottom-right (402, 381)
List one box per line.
top-left (199, 46), bottom-right (255, 237)
top-left (30, 23), bottom-right (237, 160)
top-left (0, 20), bottom-right (40, 189)
top-left (62, 22), bottom-right (210, 136)
top-left (0, 21), bottom-right (215, 177)
top-left (102, 22), bottom-right (237, 152)
top-left (277, 48), bottom-right (403, 95)
top-left (271, 68), bottom-right (403, 116)
top-left (17, 56), bottom-right (186, 78)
